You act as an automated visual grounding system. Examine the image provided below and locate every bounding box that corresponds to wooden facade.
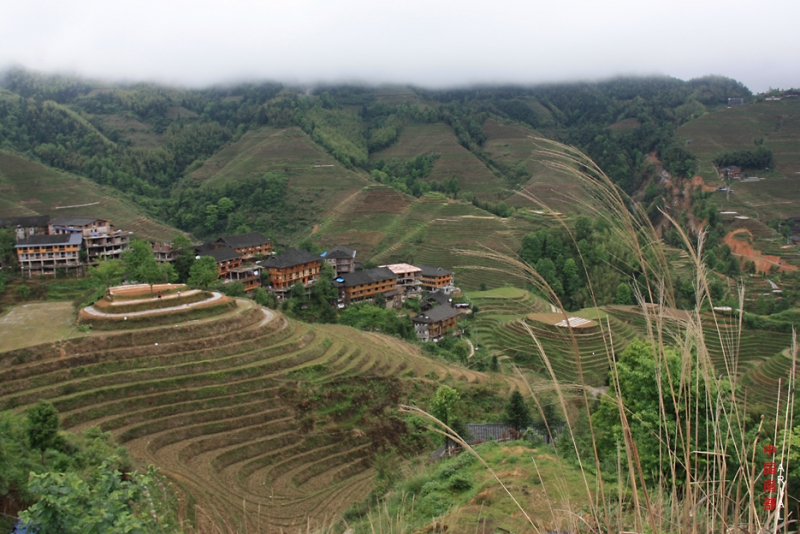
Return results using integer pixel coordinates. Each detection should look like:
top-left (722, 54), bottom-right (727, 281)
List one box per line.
top-left (216, 232), bottom-right (273, 261)
top-left (412, 304), bottom-right (460, 342)
top-left (259, 248), bottom-right (322, 298)
top-left (417, 265), bottom-right (454, 291)
top-left (333, 267), bottom-right (398, 307)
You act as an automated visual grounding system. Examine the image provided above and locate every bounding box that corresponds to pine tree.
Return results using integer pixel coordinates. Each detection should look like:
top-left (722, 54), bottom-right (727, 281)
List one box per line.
top-left (504, 391), bottom-right (532, 432)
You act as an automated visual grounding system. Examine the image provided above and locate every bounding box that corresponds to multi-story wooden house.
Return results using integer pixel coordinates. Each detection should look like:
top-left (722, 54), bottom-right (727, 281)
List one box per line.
top-left (332, 267), bottom-right (398, 307)
top-left (258, 248), bottom-right (322, 299)
top-left (194, 244), bottom-right (243, 278)
top-left (322, 245), bottom-right (357, 276)
top-left (215, 232), bottom-right (273, 261)
top-left (15, 233), bottom-right (83, 277)
top-left (380, 263), bottom-right (422, 295)
top-left (412, 304), bottom-right (460, 342)
top-left (417, 265), bottom-right (455, 292)
top-left (0, 215), bottom-right (50, 242)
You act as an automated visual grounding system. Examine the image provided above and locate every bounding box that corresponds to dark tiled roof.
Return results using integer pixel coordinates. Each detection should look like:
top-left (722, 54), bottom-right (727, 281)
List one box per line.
top-left (258, 248), bottom-right (321, 269)
top-left (15, 233), bottom-right (82, 247)
top-left (0, 215), bottom-right (50, 228)
top-left (333, 267), bottom-right (396, 287)
top-left (423, 290), bottom-right (452, 307)
top-left (50, 217), bottom-right (105, 227)
top-left (412, 304), bottom-right (460, 324)
top-left (417, 265), bottom-right (453, 277)
top-left (324, 249), bottom-right (354, 260)
top-left (199, 245), bottom-right (241, 263)
top-left (323, 245), bottom-right (356, 259)
top-left (216, 231), bottom-right (271, 249)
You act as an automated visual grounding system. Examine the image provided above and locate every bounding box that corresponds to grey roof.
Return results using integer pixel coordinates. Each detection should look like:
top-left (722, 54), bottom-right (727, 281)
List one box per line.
top-left (0, 215), bottom-right (50, 228)
top-left (417, 265), bottom-right (454, 277)
top-left (50, 217), bottom-right (105, 227)
top-left (333, 267), bottom-right (396, 287)
top-left (323, 245), bottom-right (356, 259)
top-left (423, 290), bottom-right (452, 307)
top-left (324, 249), bottom-right (354, 260)
top-left (412, 304), bottom-right (460, 324)
top-left (258, 248), bottom-right (321, 269)
top-left (198, 244), bottom-right (241, 263)
top-left (216, 231), bottom-right (271, 249)
top-left (15, 233), bottom-right (82, 247)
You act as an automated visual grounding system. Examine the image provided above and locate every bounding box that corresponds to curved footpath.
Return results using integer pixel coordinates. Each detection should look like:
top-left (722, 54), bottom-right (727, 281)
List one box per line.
top-left (104, 289), bottom-right (202, 306)
top-left (83, 291), bottom-right (225, 318)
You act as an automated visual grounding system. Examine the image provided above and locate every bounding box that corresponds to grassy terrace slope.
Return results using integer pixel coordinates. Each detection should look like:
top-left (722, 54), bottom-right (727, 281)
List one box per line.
top-left (0, 298), bottom-right (523, 533)
top-left (0, 151), bottom-right (180, 241)
top-left (678, 98), bottom-right (800, 220)
top-left (482, 119), bottom-right (591, 214)
top-left (314, 189), bottom-right (534, 290)
top-left (370, 122), bottom-right (505, 197)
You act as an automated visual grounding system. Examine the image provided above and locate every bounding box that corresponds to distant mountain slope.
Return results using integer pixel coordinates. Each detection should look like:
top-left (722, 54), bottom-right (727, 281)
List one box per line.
top-left (0, 151), bottom-right (180, 241)
top-left (369, 122), bottom-right (504, 197)
top-left (678, 98), bottom-right (800, 220)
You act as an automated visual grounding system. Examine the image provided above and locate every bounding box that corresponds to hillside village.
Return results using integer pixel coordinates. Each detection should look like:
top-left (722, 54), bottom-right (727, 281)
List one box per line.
top-left (2, 214), bottom-right (467, 343)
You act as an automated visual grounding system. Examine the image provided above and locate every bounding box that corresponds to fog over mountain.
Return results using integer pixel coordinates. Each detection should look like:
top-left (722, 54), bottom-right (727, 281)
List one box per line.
top-left (2, 0), bottom-right (798, 91)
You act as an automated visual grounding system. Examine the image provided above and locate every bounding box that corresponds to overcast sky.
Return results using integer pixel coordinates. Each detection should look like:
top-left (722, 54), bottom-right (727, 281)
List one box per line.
top-left (2, 0), bottom-right (798, 92)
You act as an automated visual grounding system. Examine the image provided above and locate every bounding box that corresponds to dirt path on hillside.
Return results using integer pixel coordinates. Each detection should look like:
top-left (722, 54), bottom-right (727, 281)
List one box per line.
top-left (723, 229), bottom-right (797, 273)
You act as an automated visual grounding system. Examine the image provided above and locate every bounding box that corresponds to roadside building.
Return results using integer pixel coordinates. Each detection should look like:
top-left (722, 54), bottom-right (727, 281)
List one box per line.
top-left (379, 263), bottom-right (422, 295)
top-left (332, 267), bottom-right (398, 307)
top-left (215, 231), bottom-right (272, 261)
top-left (412, 304), bottom-right (460, 342)
top-left (416, 265), bottom-right (455, 292)
top-left (322, 245), bottom-right (357, 276)
top-left (49, 217), bottom-right (112, 237)
top-left (718, 166), bottom-right (743, 179)
top-left (258, 248), bottom-right (322, 299)
top-left (0, 215), bottom-right (50, 242)
top-left (15, 233), bottom-right (83, 277)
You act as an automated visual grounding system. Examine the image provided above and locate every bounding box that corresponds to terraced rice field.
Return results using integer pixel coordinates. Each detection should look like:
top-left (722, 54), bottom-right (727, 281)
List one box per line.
top-left (0, 298), bottom-right (522, 533)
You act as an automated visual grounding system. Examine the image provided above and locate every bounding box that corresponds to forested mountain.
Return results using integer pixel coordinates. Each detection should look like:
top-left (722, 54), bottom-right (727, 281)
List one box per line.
top-left (0, 68), bottom-right (753, 244)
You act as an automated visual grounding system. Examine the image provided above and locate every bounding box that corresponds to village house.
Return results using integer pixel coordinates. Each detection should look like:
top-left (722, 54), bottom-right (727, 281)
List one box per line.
top-left (322, 245), bottom-right (357, 276)
top-left (718, 166), bottom-right (743, 179)
top-left (421, 289), bottom-right (452, 311)
top-left (332, 267), bottom-right (399, 308)
top-left (15, 233), bottom-right (83, 277)
top-left (194, 243), bottom-right (243, 278)
top-left (215, 231), bottom-right (272, 261)
top-left (416, 265), bottom-right (455, 293)
top-left (258, 248), bottom-right (322, 299)
top-left (224, 263), bottom-right (264, 292)
top-left (379, 263), bottom-right (422, 295)
top-left (412, 304), bottom-right (460, 342)
top-left (152, 242), bottom-right (175, 263)
top-left (0, 215), bottom-right (50, 242)
top-left (48, 217), bottom-right (131, 265)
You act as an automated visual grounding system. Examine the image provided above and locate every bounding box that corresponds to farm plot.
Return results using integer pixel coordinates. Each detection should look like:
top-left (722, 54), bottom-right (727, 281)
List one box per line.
top-left (0, 297), bottom-right (519, 533)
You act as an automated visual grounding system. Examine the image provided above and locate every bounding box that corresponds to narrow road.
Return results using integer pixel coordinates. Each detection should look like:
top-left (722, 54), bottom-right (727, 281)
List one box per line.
top-left (83, 292), bottom-right (224, 318)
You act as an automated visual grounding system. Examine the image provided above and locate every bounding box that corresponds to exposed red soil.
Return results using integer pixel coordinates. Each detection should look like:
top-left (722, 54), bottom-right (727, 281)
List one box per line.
top-left (723, 229), bottom-right (797, 273)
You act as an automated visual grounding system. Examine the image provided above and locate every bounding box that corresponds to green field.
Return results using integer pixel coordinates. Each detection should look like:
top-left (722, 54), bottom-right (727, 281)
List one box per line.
top-left (0, 151), bottom-right (180, 241)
